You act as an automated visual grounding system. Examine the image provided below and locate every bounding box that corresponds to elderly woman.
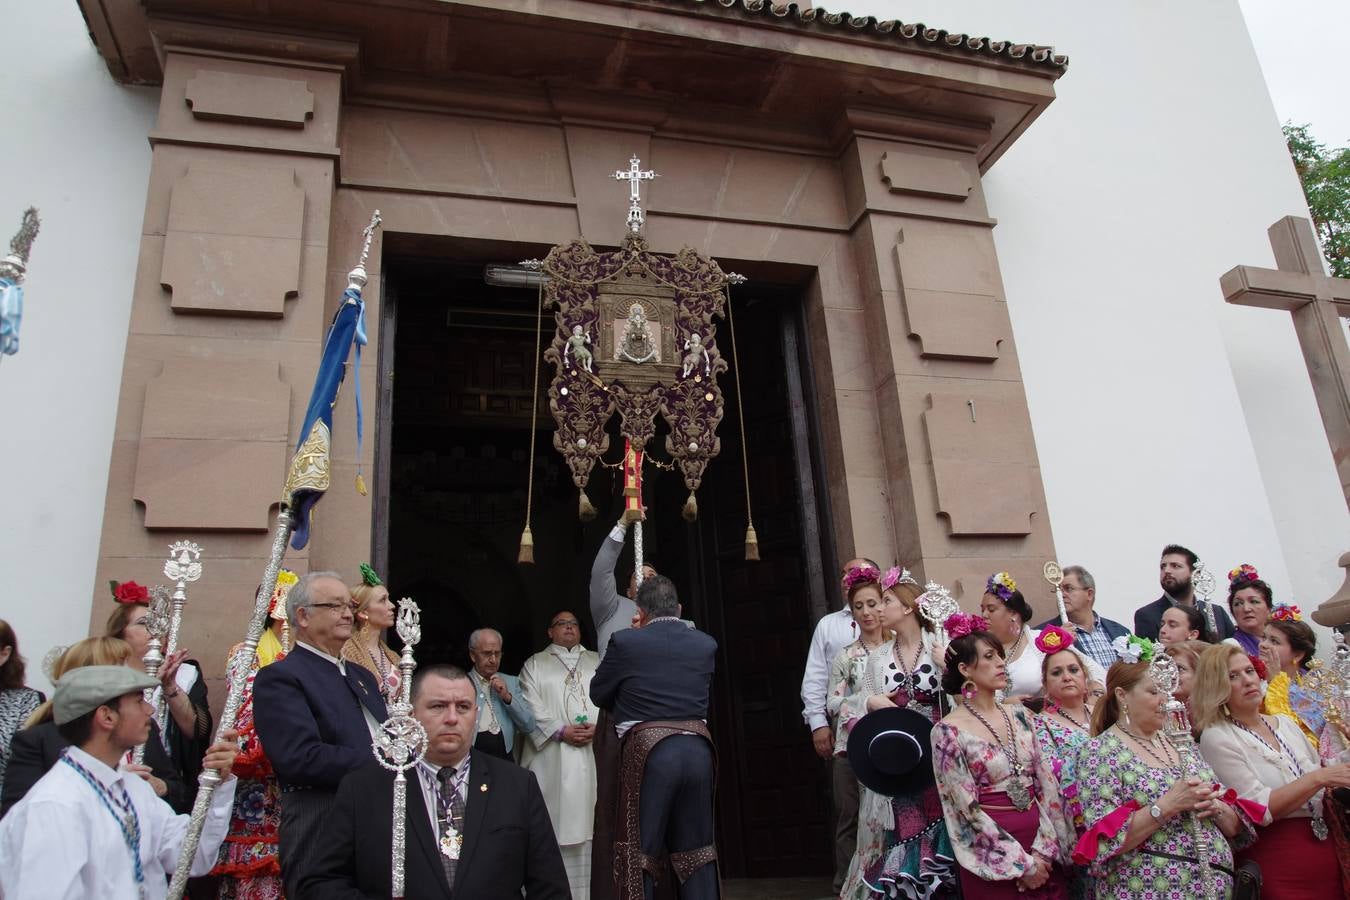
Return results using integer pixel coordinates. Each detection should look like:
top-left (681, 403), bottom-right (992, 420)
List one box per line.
top-left (341, 563), bottom-right (401, 702)
top-left (0, 621), bottom-right (42, 801)
top-left (1031, 627), bottom-right (1097, 900)
top-left (837, 570), bottom-right (953, 899)
top-left (1226, 563), bottom-right (1273, 656)
top-left (1071, 640), bottom-right (1253, 899)
top-left (106, 582), bottom-right (212, 786)
top-left (1, 636), bottom-right (187, 816)
top-left (1194, 641), bottom-right (1350, 899)
top-left (933, 613), bottom-right (1071, 898)
top-left (981, 573), bottom-right (1105, 701)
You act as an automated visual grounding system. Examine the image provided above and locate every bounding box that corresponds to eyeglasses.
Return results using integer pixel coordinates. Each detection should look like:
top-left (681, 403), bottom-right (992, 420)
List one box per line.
top-left (308, 602), bottom-right (355, 614)
top-left (550, 619), bottom-right (580, 628)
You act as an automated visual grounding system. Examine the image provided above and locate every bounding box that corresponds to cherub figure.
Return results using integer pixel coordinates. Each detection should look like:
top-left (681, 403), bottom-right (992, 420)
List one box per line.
top-left (682, 332), bottom-right (710, 378)
top-left (564, 324), bottom-right (593, 373)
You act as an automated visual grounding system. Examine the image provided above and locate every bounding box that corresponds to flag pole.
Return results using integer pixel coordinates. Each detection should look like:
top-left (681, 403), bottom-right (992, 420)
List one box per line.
top-left (166, 209), bottom-right (381, 899)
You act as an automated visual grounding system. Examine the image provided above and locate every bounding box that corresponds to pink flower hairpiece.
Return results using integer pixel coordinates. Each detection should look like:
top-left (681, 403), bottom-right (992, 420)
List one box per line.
top-left (842, 565), bottom-right (881, 593)
top-left (1270, 603), bottom-right (1302, 623)
top-left (986, 571), bottom-right (1017, 603)
top-left (943, 612), bottom-right (988, 641)
top-left (880, 566), bottom-right (918, 591)
top-left (1035, 624), bottom-right (1075, 655)
top-left (1227, 563), bottom-right (1260, 586)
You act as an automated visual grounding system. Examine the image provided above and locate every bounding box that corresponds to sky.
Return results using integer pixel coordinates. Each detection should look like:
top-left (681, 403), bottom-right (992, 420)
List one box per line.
top-left (832, 0), bottom-right (1349, 151)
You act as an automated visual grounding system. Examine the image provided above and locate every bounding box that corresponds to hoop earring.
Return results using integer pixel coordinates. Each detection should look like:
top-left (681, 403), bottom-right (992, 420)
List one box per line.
top-left (961, 680), bottom-right (977, 701)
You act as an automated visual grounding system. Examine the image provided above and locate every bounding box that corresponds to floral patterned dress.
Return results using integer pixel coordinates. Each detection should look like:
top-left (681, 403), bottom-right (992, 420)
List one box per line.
top-left (838, 637), bottom-right (955, 899)
top-left (211, 643), bottom-right (284, 899)
top-left (827, 638), bottom-right (873, 757)
top-left (932, 706), bottom-right (1073, 897)
top-left (1071, 730), bottom-right (1254, 899)
top-left (1034, 713), bottom-right (1092, 900)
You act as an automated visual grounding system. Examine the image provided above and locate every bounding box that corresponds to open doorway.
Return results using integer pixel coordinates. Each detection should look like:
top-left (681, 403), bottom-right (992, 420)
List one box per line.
top-left (376, 242), bottom-right (838, 877)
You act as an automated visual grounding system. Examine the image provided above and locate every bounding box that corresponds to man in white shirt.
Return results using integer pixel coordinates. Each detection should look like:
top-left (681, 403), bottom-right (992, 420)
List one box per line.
top-left (520, 611), bottom-right (600, 899)
top-left (0, 665), bottom-right (239, 899)
top-left (800, 555), bottom-right (876, 893)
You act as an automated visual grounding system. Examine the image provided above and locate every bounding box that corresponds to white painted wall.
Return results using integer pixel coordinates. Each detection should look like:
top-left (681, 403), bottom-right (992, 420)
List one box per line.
top-left (0, 3), bottom-right (157, 693)
top-left (844, 1), bottom-right (1349, 641)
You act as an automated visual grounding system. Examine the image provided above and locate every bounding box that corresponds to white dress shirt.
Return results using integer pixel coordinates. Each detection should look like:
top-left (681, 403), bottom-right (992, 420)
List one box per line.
top-left (296, 640), bottom-right (384, 739)
top-left (1199, 714), bottom-right (1322, 824)
top-left (801, 608), bottom-right (859, 731)
top-left (0, 745), bottom-right (236, 899)
top-left (415, 754), bottom-right (472, 838)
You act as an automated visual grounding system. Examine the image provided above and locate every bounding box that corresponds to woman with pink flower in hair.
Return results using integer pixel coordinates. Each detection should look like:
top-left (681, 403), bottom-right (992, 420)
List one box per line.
top-left (826, 564), bottom-right (893, 759)
top-left (836, 569), bottom-right (957, 899)
top-left (932, 613), bottom-right (1071, 898)
top-left (1031, 626), bottom-right (1097, 899)
top-left (1227, 563), bottom-right (1273, 656)
top-left (981, 573), bottom-right (1105, 701)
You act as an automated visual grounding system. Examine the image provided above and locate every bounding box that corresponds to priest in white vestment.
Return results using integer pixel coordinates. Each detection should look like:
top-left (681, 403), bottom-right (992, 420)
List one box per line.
top-left (519, 610), bottom-right (600, 898)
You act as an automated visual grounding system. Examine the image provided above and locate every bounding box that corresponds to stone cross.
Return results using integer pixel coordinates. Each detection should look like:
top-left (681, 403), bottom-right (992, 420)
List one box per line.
top-left (1221, 216), bottom-right (1350, 505)
top-left (1221, 216), bottom-right (1350, 625)
top-left (613, 156), bottom-right (659, 234)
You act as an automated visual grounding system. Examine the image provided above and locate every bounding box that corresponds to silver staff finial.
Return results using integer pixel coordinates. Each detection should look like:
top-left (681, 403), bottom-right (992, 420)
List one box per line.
top-left (613, 157), bottom-right (659, 234)
top-left (0, 208), bottom-right (40, 282)
top-left (348, 209), bottom-right (383, 292)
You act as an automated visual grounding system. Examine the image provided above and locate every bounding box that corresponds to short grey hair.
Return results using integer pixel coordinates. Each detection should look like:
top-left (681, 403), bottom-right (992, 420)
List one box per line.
top-left (468, 627), bottom-right (502, 650)
top-left (287, 570), bottom-right (345, 624)
top-left (636, 574), bottom-right (680, 618)
top-left (1062, 565), bottom-right (1095, 593)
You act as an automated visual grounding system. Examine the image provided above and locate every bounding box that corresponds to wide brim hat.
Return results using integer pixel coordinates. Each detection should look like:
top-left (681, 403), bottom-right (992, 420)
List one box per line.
top-left (846, 706), bottom-right (936, 795)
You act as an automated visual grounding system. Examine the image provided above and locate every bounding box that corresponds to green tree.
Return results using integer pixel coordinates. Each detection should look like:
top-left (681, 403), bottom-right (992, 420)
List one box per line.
top-left (1283, 123), bottom-right (1350, 278)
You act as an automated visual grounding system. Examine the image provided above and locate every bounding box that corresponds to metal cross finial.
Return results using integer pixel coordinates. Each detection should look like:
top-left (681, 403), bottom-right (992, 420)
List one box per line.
top-left (614, 157), bottom-right (659, 234)
top-left (348, 209), bottom-right (383, 291)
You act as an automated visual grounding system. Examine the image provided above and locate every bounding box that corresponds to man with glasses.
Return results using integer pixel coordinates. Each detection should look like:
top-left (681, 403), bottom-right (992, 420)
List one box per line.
top-left (253, 571), bottom-right (389, 897)
top-left (467, 627), bottom-right (535, 760)
top-left (1033, 564), bottom-right (1131, 673)
top-left (519, 611), bottom-right (601, 899)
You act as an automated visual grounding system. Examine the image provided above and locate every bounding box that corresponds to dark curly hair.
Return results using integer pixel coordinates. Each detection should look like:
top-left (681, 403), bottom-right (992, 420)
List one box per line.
top-left (941, 631), bottom-right (1005, 695)
top-left (1226, 576), bottom-right (1273, 612)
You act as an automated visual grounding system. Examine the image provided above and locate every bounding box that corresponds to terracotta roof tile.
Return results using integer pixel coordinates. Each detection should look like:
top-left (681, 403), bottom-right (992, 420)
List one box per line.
top-left (656, 0), bottom-right (1069, 72)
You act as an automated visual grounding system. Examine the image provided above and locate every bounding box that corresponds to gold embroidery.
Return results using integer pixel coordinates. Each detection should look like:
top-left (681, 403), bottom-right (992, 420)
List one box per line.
top-left (283, 420), bottom-right (332, 504)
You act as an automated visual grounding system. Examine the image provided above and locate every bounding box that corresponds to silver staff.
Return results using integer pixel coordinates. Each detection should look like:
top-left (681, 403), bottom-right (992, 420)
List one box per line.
top-left (1043, 560), bottom-right (1069, 625)
top-left (1193, 560), bottom-right (1219, 638)
top-left (133, 587), bottom-right (172, 767)
top-left (1154, 650), bottom-right (1216, 900)
top-left (372, 598), bottom-right (428, 898)
top-left (165, 511), bottom-right (294, 899)
top-left (161, 541), bottom-right (203, 660)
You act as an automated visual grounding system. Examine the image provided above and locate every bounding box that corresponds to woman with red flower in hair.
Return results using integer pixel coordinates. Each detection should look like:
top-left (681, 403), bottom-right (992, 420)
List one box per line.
top-left (104, 580), bottom-right (213, 787)
top-left (1227, 563), bottom-right (1273, 657)
top-left (1257, 604), bottom-right (1326, 750)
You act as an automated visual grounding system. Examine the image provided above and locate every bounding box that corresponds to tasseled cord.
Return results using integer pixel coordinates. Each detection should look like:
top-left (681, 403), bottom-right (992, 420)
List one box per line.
top-left (725, 278), bottom-right (759, 562)
top-left (519, 278), bottom-right (546, 564)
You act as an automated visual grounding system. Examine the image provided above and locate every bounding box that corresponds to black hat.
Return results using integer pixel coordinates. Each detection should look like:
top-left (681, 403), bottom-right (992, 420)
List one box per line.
top-left (846, 706), bottom-right (936, 795)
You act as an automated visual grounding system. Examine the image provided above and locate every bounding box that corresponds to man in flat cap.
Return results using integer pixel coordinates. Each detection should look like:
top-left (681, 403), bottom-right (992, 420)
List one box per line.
top-left (0, 665), bottom-right (240, 899)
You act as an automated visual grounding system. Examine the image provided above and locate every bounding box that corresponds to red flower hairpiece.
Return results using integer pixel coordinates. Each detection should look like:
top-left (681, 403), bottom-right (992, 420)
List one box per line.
top-left (109, 580), bottom-right (149, 606)
top-left (943, 612), bottom-right (988, 641)
top-left (1035, 624), bottom-right (1075, 655)
top-left (1270, 603), bottom-right (1302, 623)
top-left (843, 565), bottom-right (881, 593)
top-left (1228, 563), bottom-right (1260, 586)
top-left (1249, 654), bottom-right (1268, 680)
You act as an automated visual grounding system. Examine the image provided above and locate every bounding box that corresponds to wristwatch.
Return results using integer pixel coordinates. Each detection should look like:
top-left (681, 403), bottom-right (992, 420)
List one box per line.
top-left (1148, 803), bottom-right (1165, 822)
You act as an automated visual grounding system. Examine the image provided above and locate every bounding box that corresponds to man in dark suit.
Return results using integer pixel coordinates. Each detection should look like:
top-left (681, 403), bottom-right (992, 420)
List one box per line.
top-left (590, 575), bottom-right (719, 900)
top-left (253, 570), bottom-right (389, 897)
top-left (1133, 543), bottom-right (1236, 642)
top-left (300, 664), bottom-right (570, 899)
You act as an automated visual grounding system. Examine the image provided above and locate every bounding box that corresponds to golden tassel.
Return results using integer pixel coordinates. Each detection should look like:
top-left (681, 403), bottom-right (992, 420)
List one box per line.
top-left (744, 524), bottom-right (760, 561)
top-left (578, 491), bottom-right (597, 521)
top-left (355, 472), bottom-right (368, 496)
top-left (517, 526), bottom-right (535, 565)
top-left (682, 491), bottom-right (698, 522)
